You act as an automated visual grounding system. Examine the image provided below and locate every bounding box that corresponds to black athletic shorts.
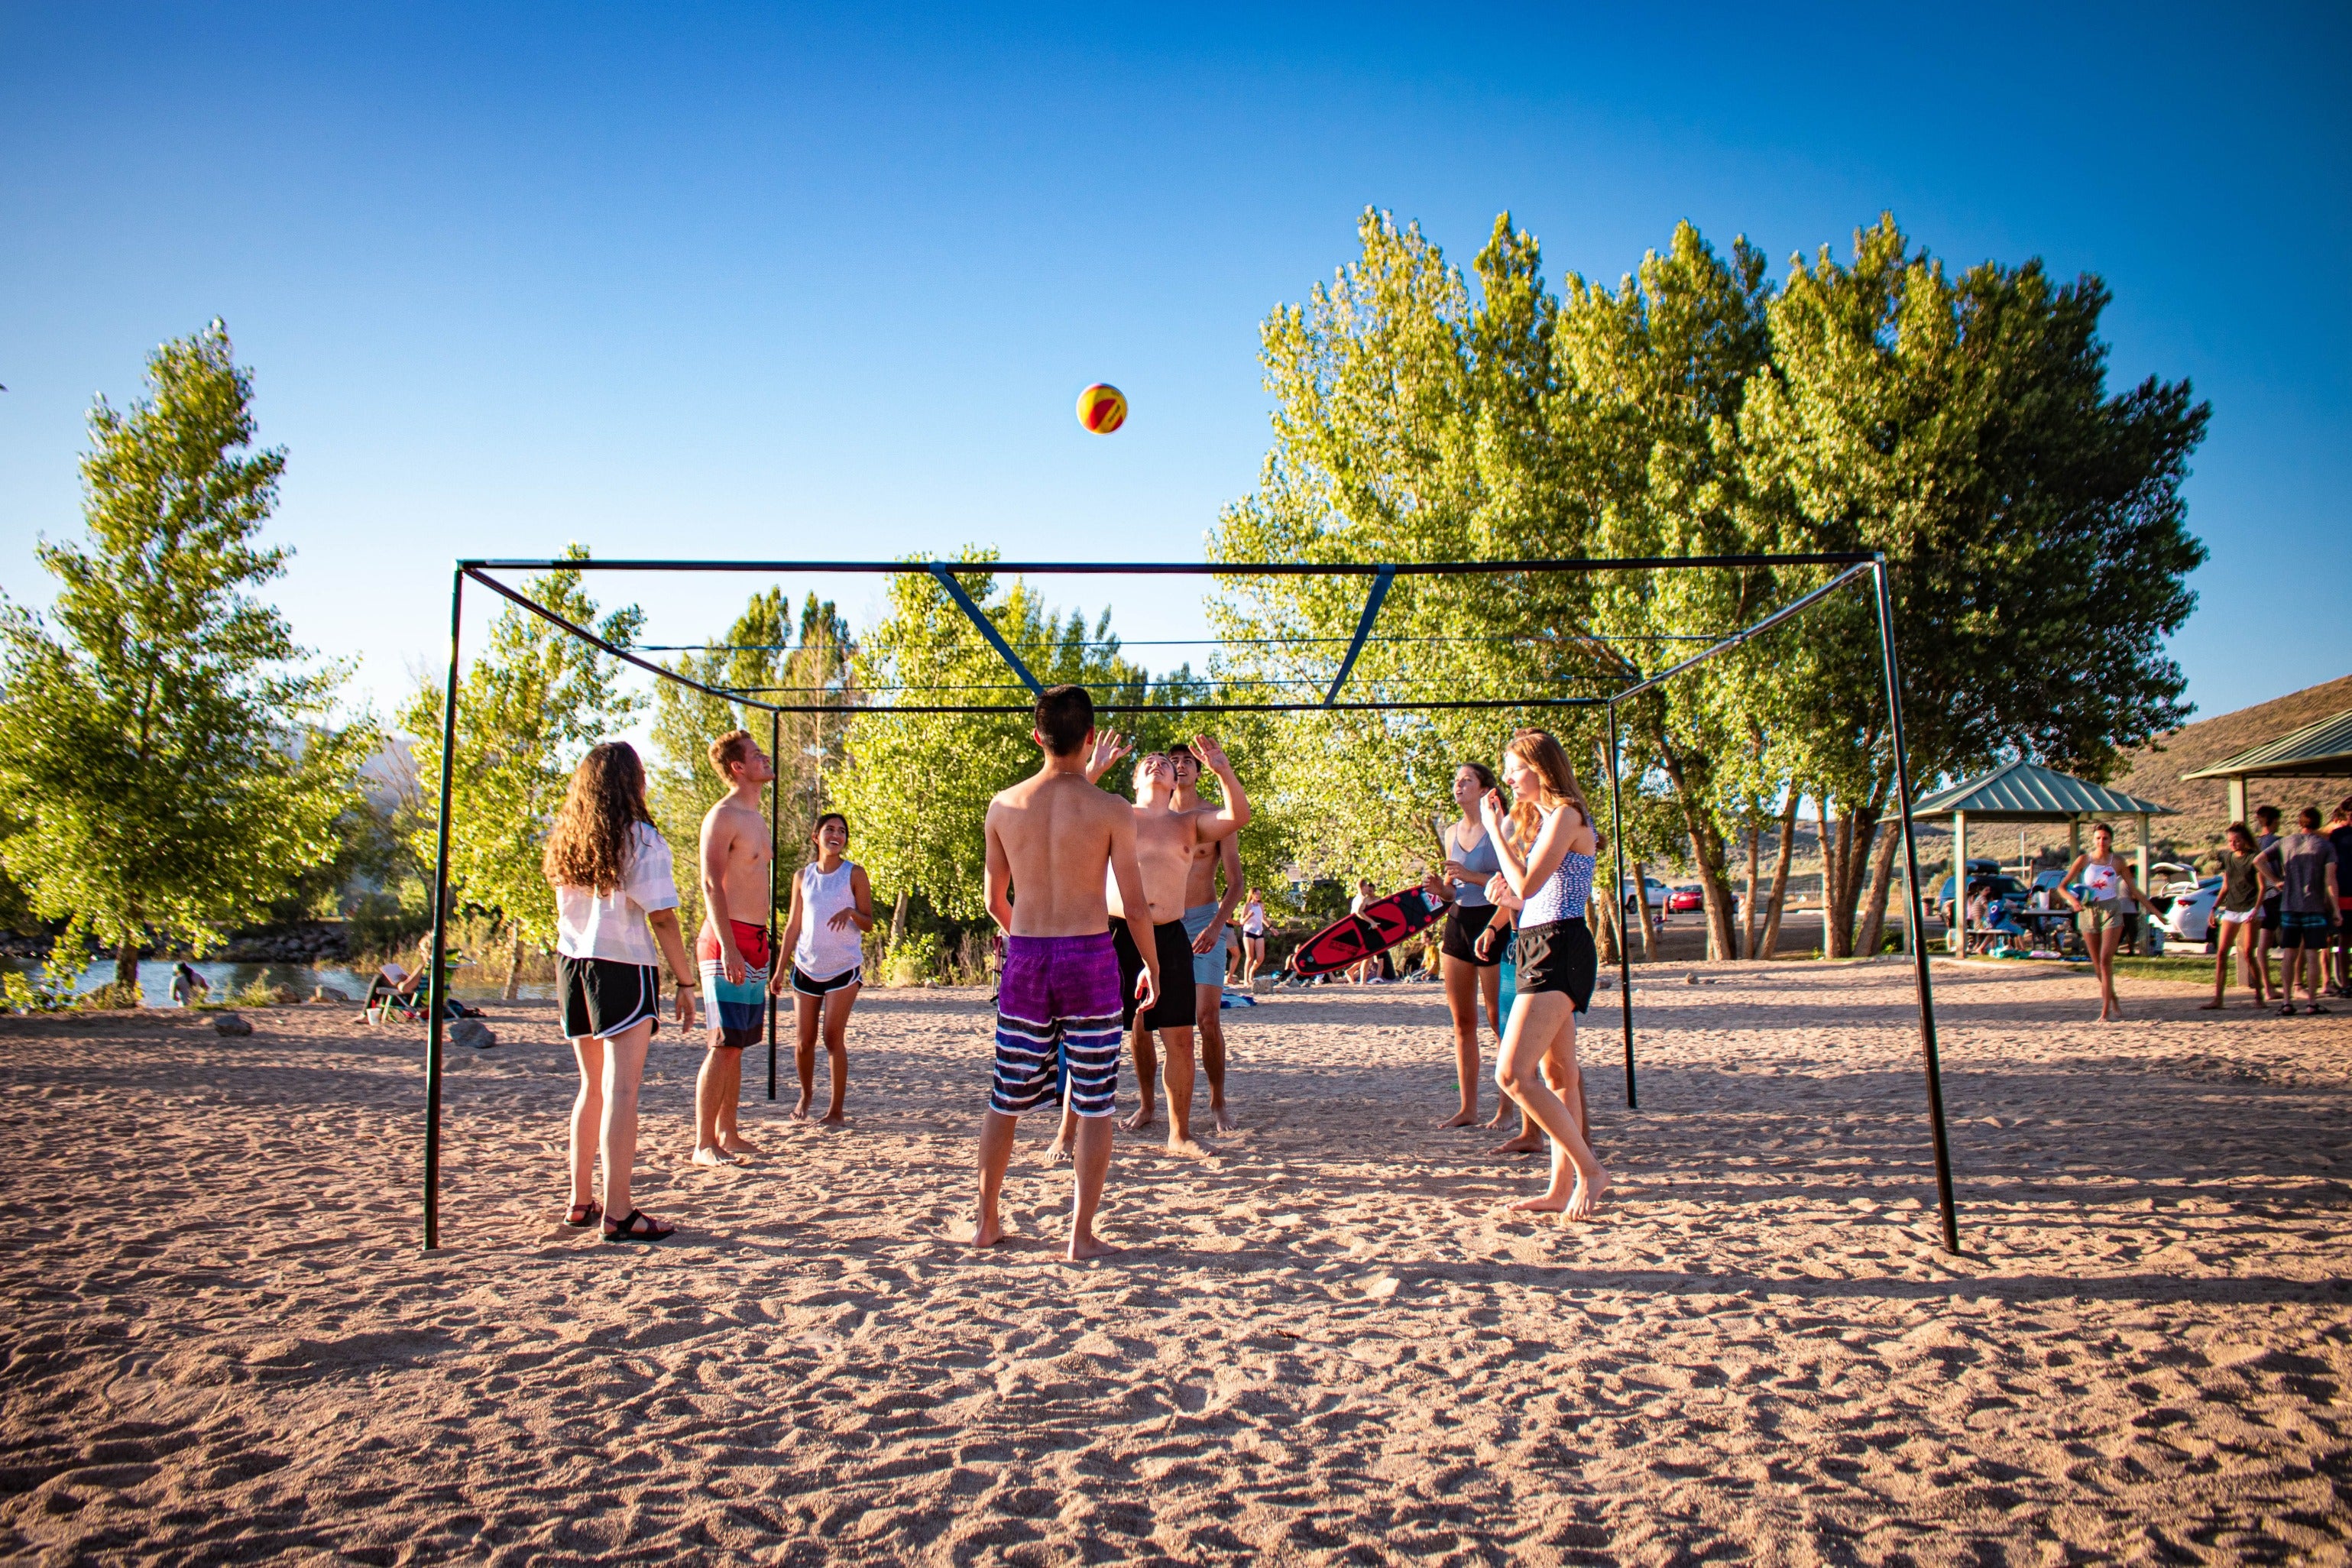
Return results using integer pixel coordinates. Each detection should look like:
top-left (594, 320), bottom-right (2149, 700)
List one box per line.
top-left (1441, 902), bottom-right (1505, 967)
top-left (791, 964), bottom-right (863, 997)
top-left (2261, 896), bottom-right (2282, 933)
top-left (558, 955), bottom-right (663, 1041)
top-left (1112, 918), bottom-right (1199, 1031)
top-left (1514, 918), bottom-right (1596, 1014)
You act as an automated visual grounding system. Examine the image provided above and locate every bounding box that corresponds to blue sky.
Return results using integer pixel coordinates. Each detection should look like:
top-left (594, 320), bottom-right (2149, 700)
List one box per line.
top-left (2, 2), bottom-right (2345, 735)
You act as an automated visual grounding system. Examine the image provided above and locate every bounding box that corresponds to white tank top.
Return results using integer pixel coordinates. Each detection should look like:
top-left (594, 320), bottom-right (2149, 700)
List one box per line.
top-left (793, 860), bottom-right (864, 978)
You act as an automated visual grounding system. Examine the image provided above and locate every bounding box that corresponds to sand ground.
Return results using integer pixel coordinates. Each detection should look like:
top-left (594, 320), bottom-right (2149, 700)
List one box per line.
top-left (4, 961), bottom-right (2348, 1564)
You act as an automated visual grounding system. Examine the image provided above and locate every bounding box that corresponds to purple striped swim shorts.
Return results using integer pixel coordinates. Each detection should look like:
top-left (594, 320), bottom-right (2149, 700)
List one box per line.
top-left (990, 932), bottom-right (1123, 1118)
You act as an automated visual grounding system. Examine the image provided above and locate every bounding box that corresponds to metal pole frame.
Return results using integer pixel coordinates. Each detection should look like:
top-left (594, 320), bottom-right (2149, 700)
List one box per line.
top-left (420, 547), bottom-right (1958, 1253)
top-left (423, 568), bottom-right (464, 1251)
top-left (767, 708), bottom-right (782, 1103)
top-left (1872, 558), bottom-right (1959, 1254)
top-left (1606, 701), bottom-right (1636, 1109)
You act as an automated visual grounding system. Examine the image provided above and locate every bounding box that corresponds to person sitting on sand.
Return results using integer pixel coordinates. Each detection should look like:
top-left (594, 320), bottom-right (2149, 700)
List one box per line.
top-left (545, 741), bottom-right (699, 1244)
top-left (971, 685), bottom-right (1159, 1261)
top-left (774, 811), bottom-right (873, 1124)
top-left (1481, 729), bottom-right (1610, 1222)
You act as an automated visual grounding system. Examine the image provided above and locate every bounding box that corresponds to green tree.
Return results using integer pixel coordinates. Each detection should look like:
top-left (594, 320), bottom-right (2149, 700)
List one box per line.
top-left (0, 322), bottom-right (367, 990)
top-left (646, 588), bottom-right (858, 938)
top-left (1742, 215), bottom-right (2209, 953)
top-left (834, 555), bottom-right (1145, 930)
top-left (399, 547), bottom-right (645, 995)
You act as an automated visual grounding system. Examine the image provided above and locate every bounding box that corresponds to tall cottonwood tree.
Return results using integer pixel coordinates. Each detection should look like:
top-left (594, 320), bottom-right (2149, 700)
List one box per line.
top-left (0, 322), bottom-right (365, 990)
top-left (1743, 215), bottom-right (2209, 953)
top-left (399, 548), bottom-right (644, 995)
top-left (834, 555), bottom-right (1146, 927)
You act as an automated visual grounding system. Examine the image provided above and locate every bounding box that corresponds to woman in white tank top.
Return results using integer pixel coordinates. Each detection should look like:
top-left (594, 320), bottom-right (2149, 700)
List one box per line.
top-left (776, 812), bottom-right (874, 1122)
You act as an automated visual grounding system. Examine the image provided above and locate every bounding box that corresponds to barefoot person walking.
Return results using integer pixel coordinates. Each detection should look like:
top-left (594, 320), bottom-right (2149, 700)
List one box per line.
top-left (2201, 822), bottom-right (2275, 1011)
top-left (693, 729), bottom-right (776, 1165)
top-left (775, 812), bottom-right (873, 1122)
top-left (1239, 888), bottom-right (1268, 983)
top-left (1433, 761), bottom-right (1512, 1130)
top-left (972, 685), bottom-right (1160, 1260)
top-left (2061, 823), bottom-right (2151, 1022)
top-left (546, 742), bottom-right (699, 1243)
top-left (1482, 730), bottom-right (1610, 1220)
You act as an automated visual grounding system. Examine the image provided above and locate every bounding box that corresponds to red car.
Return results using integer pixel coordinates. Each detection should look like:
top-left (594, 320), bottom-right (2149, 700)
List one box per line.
top-left (1667, 885), bottom-right (1704, 913)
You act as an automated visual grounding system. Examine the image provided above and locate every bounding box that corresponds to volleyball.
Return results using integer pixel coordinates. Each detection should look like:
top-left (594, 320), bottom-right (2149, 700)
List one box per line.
top-left (1076, 383), bottom-right (1126, 434)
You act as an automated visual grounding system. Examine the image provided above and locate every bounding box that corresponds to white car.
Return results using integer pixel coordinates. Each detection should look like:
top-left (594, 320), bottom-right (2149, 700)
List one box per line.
top-left (1620, 877), bottom-right (1670, 916)
top-left (2158, 876), bottom-right (2223, 948)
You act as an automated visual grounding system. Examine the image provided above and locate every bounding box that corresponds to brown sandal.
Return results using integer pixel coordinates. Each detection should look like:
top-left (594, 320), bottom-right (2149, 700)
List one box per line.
top-left (564, 1199), bottom-right (601, 1228)
top-left (602, 1208), bottom-right (675, 1244)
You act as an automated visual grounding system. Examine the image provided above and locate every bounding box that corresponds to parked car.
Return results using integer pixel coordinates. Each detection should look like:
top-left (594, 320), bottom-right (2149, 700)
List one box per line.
top-left (1621, 876), bottom-right (1670, 916)
top-left (2157, 876), bottom-right (2224, 948)
top-left (1667, 884), bottom-right (1704, 913)
top-left (1938, 873), bottom-right (2030, 926)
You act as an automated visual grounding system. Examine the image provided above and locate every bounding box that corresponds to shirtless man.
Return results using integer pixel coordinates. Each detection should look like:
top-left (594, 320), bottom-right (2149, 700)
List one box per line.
top-left (1169, 743), bottom-right (1246, 1133)
top-left (972, 685), bottom-right (1159, 1261)
top-left (1048, 733), bottom-right (1250, 1159)
top-left (693, 729), bottom-right (776, 1165)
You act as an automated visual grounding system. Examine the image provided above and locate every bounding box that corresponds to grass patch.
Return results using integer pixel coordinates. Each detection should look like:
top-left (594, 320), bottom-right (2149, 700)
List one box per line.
top-left (2111, 954), bottom-right (2231, 983)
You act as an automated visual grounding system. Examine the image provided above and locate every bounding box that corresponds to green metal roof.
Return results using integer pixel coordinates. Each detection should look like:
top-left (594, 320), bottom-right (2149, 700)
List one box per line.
top-left (2180, 706), bottom-right (2352, 781)
top-left (1908, 759), bottom-right (2177, 821)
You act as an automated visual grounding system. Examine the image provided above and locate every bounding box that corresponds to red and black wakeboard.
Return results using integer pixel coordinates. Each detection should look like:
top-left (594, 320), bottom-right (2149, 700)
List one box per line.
top-left (1288, 886), bottom-right (1444, 979)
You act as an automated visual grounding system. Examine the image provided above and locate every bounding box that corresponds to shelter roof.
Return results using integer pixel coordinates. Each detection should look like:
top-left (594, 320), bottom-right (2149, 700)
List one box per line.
top-left (2179, 706), bottom-right (2352, 781)
top-left (1909, 760), bottom-right (2177, 821)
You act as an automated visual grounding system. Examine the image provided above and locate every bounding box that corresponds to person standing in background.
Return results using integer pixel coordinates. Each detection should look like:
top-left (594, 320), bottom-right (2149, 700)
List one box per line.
top-left (2326, 795), bottom-right (2352, 999)
top-left (2267, 806), bottom-right (2341, 1016)
top-left (2253, 805), bottom-right (2285, 1000)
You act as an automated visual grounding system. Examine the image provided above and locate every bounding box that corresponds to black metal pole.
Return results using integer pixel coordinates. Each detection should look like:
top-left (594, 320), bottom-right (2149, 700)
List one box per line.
top-left (767, 709), bottom-right (781, 1102)
top-left (423, 567), bottom-right (465, 1251)
top-left (1607, 700), bottom-right (1637, 1109)
top-left (1872, 558), bottom-right (1959, 1254)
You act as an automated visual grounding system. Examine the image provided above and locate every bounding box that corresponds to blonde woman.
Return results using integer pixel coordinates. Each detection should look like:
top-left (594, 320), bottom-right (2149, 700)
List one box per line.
top-left (1479, 730), bottom-right (1610, 1220)
top-left (545, 742), bottom-right (699, 1242)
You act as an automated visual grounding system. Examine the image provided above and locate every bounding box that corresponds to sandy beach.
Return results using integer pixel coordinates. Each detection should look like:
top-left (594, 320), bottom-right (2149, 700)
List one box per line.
top-left (5, 961), bottom-right (2348, 1563)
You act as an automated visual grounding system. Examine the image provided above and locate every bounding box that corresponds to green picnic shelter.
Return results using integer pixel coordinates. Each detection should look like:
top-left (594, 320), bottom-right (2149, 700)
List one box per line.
top-left (1909, 760), bottom-right (2179, 889)
top-left (2181, 706), bottom-right (2352, 821)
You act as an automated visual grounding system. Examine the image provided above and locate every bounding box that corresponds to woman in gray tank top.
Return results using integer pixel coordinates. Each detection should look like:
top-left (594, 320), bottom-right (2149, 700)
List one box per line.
top-left (1433, 762), bottom-right (1515, 1132)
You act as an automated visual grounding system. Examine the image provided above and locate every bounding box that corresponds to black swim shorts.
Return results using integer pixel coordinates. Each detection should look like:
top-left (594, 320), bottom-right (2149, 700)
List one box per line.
top-left (558, 955), bottom-right (663, 1041)
top-left (1112, 918), bottom-right (1200, 1031)
top-left (1440, 902), bottom-right (1505, 967)
top-left (1513, 918), bottom-right (1596, 1014)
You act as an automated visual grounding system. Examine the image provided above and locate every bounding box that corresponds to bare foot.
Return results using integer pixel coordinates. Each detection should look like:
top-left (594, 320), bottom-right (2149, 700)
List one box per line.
top-left (1066, 1233), bottom-right (1121, 1261)
top-left (1165, 1136), bottom-right (1209, 1160)
top-left (1483, 1106), bottom-right (1512, 1130)
top-left (1489, 1133), bottom-right (1545, 1155)
top-left (1508, 1189), bottom-right (1569, 1213)
top-left (1120, 1104), bottom-right (1155, 1134)
top-left (970, 1210), bottom-right (1006, 1248)
top-left (691, 1145), bottom-right (734, 1167)
top-left (1042, 1139), bottom-right (1073, 1167)
top-left (2198, 999), bottom-right (2225, 1010)
top-left (791, 1094), bottom-right (813, 1119)
top-left (815, 1110), bottom-right (847, 1126)
top-left (1436, 1108), bottom-right (1478, 1129)
top-left (1563, 1170), bottom-right (1612, 1220)
top-left (1212, 1103), bottom-right (1237, 1133)
top-left (719, 1135), bottom-right (760, 1158)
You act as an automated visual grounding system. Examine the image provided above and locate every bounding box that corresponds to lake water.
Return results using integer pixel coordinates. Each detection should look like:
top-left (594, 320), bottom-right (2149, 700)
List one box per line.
top-left (6, 957), bottom-right (557, 1009)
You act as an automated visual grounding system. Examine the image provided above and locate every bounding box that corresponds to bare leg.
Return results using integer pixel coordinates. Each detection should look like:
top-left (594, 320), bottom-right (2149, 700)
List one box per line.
top-left (1495, 993), bottom-right (1608, 1219)
top-left (815, 983), bottom-right (856, 1123)
top-left (972, 1109), bottom-right (1018, 1247)
top-left (792, 991), bottom-right (821, 1118)
top-left (1045, 1103), bottom-right (1077, 1165)
top-left (1161, 1025), bottom-right (1203, 1156)
top-left (1066, 1113), bottom-right (1118, 1259)
top-left (1437, 954), bottom-right (1482, 1127)
top-left (598, 1020), bottom-right (656, 1224)
top-left (568, 1035), bottom-right (606, 1210)
top-left (2240, 922), bottom-right (2266, 1003)
top-left (1121, 1024), bottom-right (1158, 1132)
top-left (693, 1042), bottom-right (736, 1164)
top-left (714, 1048), bottom-right (756, 1155)
top-left (2088, 926), bottom-right (2120, 1020)
top-left (1485, 987), bottom-right (1545, 1153)
top-left (2205, 931), bottom-right (2231, 1007)
top-left (1197, 983), bottom-right (1236, 1132)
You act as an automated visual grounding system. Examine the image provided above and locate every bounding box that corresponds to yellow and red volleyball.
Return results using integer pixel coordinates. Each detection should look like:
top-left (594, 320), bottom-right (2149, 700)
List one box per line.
top-left (1076, 383), bottom-right (1127, 433)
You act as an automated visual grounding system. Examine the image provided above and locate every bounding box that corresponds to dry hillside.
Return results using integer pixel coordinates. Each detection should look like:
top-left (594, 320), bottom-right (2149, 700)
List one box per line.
top-left (2108, 672), bottom-right (2352, 857)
